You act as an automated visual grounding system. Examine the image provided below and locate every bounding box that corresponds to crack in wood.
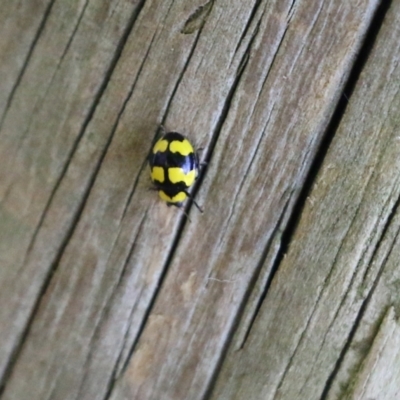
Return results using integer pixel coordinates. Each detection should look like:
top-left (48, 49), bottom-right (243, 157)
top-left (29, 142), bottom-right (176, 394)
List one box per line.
top-left (60, 0), bottom-right (91, 67)
top-left (111, 212), bottom-right (149, 370)
top-left (258, 24), bottom-right (289, 101)
top-left (0, 0), bottom-right (56, 131)
top-left (23, 0), bottom-right (151, 268)
top-left (219, 1), bottom-right (394, 386)
top-left (233, 0), bottom-right (264, 56)
top-left (74, 211), bottom-right (148, 400)
top-left (272, 187), bottom-right (400, 399)
top-left (217, 102), bottom-right (275, 250)
top-left (319, 224), bottom-right (400, 399)
top-left (358, 145), bottom-right (400, 286)
top-left (0, 0), bottom-right (150, 394)
top-left (102, 17), bottom-right (257, 399)
top-left (181, 0), bottom-right (214, 35)
top-left (292, 140), bottom-right (399, 395)
top-left (10, 0), bottom-right (93, 163)
top-left (304, 190), bottom-right (400, 399)
top-left (272, 282), bottom-right (326, 398)
top-left (238, 192), bottom-right (294, 350)
top-left (99, 19), bottom-right (212, 399)
top-left (159, 9), bottom-right (207, 129)
top-left (312, 3), bottom-right (397, 396)
top-left (287, 0), bottom-right (298, 23)
top-left (22, 0), bottom-right (91, 263)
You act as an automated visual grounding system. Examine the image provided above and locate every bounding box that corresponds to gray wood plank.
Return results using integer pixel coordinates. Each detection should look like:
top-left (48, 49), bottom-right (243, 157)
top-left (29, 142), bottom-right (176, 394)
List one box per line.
top-left (211, 1), bottom-right (400, 399)
top-left (344, 307), bottom-right (400, 400)
top-left (106, 0), bottom-right (379, 399)
top-left (2, 0), bottom-right (257, 398)
top-left (0, 0), bottom-right (54, 120)
top-left (0, 0), bottom-right (144, 382)
top-left (0, 0), bottom-right (385, 399)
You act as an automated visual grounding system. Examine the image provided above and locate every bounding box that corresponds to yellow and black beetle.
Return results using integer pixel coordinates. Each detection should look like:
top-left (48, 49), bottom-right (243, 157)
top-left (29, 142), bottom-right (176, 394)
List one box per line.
top-left (149, 130), bottom-right (203, 213)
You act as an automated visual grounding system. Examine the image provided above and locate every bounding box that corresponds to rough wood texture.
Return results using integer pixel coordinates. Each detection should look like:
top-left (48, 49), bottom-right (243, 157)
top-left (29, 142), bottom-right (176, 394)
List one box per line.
top-left (0, 0), bottom-right (398, 399)
top-left (211, 0), bottom-right (400, 398)
top-left (348, 307), bottom-right (400, 400)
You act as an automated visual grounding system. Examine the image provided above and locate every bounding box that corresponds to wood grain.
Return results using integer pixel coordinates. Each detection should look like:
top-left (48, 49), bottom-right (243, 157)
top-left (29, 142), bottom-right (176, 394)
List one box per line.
top-left (0, 0), bottom-right (396, 399)
top-left (211, 0), bottom-right (400, 398)
top-left (346, 307), bottom-right (400, 400)
top-left (0, 0), bottom-right (146, 382)
top-left (0, 0), bottom-right (54, 120)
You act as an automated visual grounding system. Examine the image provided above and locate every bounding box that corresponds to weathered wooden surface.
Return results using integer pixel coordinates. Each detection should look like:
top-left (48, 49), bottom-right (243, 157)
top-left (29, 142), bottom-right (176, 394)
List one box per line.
top-left (0, 0), bottom-right (398, 399)
top-left (348, 307), bottom-right (400, 400)
top-left (211, 0), bottom-right (400, 398)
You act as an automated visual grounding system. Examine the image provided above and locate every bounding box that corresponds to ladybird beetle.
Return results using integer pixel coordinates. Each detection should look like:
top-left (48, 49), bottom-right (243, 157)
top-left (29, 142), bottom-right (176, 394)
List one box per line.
top-left (149, 130), bottom-right (203, 213)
